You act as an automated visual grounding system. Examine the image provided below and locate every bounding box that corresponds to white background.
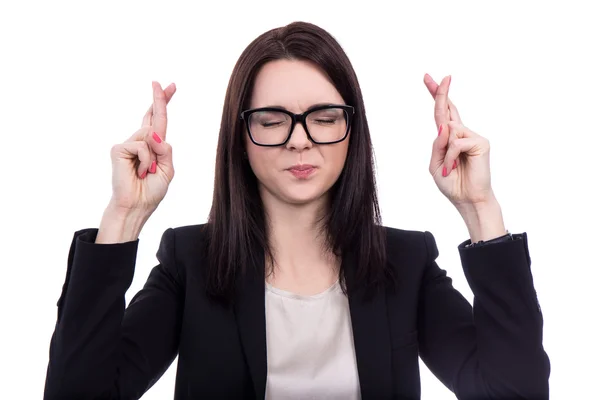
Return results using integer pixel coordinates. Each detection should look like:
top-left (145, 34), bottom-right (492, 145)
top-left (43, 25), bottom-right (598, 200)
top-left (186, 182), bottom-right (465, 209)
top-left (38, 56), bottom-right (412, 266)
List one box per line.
top-left (1, 0), bottom-right (598, 398)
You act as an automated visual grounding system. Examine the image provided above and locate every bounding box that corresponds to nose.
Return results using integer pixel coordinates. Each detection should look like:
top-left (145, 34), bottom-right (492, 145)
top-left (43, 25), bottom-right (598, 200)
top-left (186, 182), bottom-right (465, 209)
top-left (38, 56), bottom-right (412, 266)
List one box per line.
top-left (285, 121), bottom-right (312, 151)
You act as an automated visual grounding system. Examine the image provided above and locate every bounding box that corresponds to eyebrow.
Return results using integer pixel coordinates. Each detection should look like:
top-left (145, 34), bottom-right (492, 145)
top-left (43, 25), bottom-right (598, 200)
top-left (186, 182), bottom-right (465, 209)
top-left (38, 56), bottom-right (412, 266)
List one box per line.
top-left (260, 102), bottom-right (340, 111)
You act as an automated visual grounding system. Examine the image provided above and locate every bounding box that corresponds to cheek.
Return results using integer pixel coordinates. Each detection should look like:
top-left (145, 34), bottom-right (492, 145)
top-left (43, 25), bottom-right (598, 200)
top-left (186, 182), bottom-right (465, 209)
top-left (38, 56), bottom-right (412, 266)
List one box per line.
top-left (323, 142), bottom-right (349, 174)
top-left (246, 147), bottom-right (277, 179)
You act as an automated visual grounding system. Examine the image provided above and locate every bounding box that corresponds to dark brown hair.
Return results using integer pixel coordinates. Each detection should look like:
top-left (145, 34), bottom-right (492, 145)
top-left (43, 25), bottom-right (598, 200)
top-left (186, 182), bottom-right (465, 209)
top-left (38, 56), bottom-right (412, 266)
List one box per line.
top-left (204, 21), bottom-right (391, 302)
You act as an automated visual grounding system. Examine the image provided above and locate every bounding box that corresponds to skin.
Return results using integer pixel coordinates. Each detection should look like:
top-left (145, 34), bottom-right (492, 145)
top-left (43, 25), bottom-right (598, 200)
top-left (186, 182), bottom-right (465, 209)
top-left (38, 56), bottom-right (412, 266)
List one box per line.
top-left (241, 62), bottom-right (506, 295)
top-left (102, 61), bottom-right (506, 288)
top-left (245, 59), bottom-right (349, 295)
top-left (239, 60), bottom-right (505, 295)
top-left (423, 74), bottom-right (506, 243)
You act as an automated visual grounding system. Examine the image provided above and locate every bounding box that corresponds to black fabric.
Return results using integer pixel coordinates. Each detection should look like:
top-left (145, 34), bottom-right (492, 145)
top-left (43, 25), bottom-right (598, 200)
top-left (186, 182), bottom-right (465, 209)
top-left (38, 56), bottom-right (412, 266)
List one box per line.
top-left (464, 232), bottom-right (513, 248)
top-left (43, 225), bottom-right (550, 399)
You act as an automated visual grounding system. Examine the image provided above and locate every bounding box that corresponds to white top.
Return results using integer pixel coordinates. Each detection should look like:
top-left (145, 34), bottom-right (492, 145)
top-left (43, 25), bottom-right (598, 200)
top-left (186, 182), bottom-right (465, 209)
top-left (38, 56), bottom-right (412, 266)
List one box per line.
top-left (264, 280), bottom-right (362, 399)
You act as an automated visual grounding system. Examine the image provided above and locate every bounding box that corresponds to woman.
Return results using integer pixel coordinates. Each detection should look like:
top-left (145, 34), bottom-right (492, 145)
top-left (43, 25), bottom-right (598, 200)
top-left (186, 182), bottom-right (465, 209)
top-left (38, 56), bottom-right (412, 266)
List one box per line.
top-left (43, 21), bottom-right (550, 399)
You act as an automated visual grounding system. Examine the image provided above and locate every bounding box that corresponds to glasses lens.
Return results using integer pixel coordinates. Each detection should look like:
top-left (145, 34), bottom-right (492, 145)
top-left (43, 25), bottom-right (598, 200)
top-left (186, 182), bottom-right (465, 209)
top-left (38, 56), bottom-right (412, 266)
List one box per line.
top-left (248, 110), bottom-right (292, 145)
top-left (306, 107), bottom-right (348, 143)
top-left (247, 107), bottom-right (349, 145)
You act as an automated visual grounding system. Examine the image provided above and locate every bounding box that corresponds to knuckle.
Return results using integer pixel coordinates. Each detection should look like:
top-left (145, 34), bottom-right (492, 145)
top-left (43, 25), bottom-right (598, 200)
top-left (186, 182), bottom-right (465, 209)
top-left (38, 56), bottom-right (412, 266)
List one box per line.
top-left (142, 129), bottom-right (152, 141)
top-left (134, 141), bottom-right (149, 156)
top-left (448, 139), bottom-right (459, 152)
top-left (110, 144), bottom-right (121, 157)
top-left (137, 141), bottom-right (148, 153)
top-left (448, 121), bottom-right (463, 131)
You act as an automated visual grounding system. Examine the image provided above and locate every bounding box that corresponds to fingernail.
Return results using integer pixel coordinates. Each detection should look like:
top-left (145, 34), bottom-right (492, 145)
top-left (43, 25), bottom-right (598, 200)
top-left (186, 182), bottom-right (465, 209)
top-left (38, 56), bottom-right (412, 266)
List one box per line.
top-left (140, 171), bottom-right (147, 179)
top-left (150, 161), bottom-right (157, 174)
top-left (438, 124), bottom-right (442, 136)
top-left (152, 132), bottom-right (162, 143)
top-left (442, 166), bottom-right (448, 177)
top-left (452, 160), bottom-right (457, 169)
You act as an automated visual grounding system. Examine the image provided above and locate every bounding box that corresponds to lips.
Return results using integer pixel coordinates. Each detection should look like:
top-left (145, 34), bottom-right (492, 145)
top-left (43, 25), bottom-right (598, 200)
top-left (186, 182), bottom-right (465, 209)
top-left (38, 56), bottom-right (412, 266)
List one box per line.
top-left (287, 164), bottom-right (316, 179)
top-left (287, 164), bottom-right (316, 171)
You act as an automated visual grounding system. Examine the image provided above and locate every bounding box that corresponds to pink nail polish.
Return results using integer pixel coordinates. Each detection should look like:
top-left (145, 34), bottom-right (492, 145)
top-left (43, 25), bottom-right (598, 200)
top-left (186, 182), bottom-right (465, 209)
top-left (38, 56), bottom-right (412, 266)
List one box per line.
top-left (152, 132), bottom-right (162, 143)
top-left (442, 167), bottom-right (447, 177)
top-left (150, 161), bottom-right (157, 174)
top-left (140, 171), bottom-right (147, 179)
top-left (452, 160), bottom-right (457, 169)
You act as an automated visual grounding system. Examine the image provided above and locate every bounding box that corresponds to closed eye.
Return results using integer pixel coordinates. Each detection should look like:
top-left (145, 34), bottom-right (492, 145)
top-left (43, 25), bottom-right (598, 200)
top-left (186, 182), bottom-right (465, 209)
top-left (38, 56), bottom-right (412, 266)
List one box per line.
top-left (313, 118), bottom-right (338, 125)
top-left (262, 120), bottom-right (286, 128)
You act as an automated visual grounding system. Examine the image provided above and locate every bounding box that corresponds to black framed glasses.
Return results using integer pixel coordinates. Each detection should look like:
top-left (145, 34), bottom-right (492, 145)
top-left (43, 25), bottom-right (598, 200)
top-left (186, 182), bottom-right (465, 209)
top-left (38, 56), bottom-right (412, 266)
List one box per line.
top-left (240, 104), bottom-right (354, 147)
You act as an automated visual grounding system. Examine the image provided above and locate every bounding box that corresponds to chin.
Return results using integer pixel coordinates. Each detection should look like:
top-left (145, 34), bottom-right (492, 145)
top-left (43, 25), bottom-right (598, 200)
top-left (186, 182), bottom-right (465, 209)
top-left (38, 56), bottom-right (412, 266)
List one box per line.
top-left (261, 180), bottom-right (329, 206)
top-left (280, 185), bottom-right (328, 205)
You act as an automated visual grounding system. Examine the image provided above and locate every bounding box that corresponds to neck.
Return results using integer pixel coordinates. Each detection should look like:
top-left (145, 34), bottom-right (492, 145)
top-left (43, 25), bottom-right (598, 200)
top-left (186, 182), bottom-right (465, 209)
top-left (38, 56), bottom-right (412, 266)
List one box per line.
top-left (260, 186), bottom-right (339, 294)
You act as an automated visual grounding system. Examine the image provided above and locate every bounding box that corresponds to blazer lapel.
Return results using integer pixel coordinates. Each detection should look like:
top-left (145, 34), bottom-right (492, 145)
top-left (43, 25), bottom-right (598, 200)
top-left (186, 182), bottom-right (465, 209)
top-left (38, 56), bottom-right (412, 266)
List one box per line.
top-left (231, 248), bottom-right (394, 399)
top-left (345, 253), bottom-right (394, 399)
top-left (234, 251), bottom-right (267, 400)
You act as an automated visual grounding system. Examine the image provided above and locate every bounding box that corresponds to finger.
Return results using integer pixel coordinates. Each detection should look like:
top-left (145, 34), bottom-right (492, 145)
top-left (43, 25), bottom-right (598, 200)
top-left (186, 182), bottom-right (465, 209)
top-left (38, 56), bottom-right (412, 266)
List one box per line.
top-left (448, 121), bottom-right (476, 139)
top-left (112, 141), bottom-right (153, 178)
top-left (123, 126), bottom-right (158, 174)
top-left (152, 81), bottom-right (169, 140)
top-left (423, 73), bottom-right (438, 98)
top-left (441, 137), bottom-right (479, 177)
top-left (448, 100), bottom-right (462, 124)
top-left (425, 74), bottom-right (450, 124)
top-left (121, 126), bottom-right (156, 175)
top-left (425, 74), bottom-right (463, 124)
top-left (124, 126), bottom-right (152, 143)
top-left (145, 130), bottom-right (174, 170)
top-left (142, 83), bottom-right (177, 127)
top-left (430, 123), bottom-right (450, 175)
top-left (445, 121), bottom-right (483, 172)
top-left (444, 123), bottom-right (471, 172)
top-left (433, 75), bottom-right (451, 127)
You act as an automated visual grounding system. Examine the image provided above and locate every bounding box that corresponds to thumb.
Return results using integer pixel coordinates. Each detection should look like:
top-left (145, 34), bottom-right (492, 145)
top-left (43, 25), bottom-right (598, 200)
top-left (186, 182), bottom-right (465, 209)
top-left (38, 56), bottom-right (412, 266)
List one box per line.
top-left (430, 123), bottom-right (449, 174)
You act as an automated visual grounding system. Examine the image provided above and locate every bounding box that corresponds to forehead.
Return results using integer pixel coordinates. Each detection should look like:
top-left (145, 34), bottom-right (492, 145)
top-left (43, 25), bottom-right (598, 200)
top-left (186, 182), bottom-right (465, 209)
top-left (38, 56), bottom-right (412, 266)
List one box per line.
top-left (249, 59), bottom-right (344, 112)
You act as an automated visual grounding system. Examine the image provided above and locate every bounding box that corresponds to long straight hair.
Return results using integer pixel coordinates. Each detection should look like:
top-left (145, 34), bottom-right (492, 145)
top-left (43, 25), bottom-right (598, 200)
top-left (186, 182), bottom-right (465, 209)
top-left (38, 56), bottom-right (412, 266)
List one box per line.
top-left (204, 21), bottom-right (391, 302)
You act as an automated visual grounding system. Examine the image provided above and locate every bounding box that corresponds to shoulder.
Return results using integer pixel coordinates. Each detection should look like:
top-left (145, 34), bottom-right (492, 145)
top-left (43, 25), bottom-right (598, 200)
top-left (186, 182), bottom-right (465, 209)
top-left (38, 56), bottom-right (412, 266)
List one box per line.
top-left (153, 224), bottom-right (211, 285)
top-left (156, 223), bottom-right (210, 264)
top-left (163, 223), bottom-right (438, 258)
top-left (168, 223), bottom-right (209, 245)
top-left (381, 225), bottom-right (439, 270)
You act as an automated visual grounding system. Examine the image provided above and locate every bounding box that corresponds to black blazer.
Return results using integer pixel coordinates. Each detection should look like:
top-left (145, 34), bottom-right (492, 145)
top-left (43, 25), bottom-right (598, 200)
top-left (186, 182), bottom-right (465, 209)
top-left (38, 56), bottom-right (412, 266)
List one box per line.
top-left (43, 225), bottom-right (550, 399)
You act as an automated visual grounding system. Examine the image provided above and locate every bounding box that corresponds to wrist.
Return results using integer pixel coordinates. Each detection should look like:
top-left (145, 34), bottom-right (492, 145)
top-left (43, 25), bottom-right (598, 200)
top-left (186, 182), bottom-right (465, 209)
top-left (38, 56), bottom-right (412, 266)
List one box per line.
top-left (96, 203), bottom-right (152, 244)
top-left (457, 197), bottom-right (506, 243)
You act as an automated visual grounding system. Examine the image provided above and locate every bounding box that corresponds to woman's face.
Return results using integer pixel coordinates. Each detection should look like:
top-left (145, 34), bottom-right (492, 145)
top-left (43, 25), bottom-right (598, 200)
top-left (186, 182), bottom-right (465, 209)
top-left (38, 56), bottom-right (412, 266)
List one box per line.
top-left (245, 59), bottom-right (350, 206)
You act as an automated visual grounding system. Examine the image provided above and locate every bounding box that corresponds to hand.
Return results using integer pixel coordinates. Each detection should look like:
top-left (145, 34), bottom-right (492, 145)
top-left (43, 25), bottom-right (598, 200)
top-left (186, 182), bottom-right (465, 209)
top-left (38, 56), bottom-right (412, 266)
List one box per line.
top-left (108, 81), bottom-right (177, 215)
top-left (423, 74), bottom-right (495, 208)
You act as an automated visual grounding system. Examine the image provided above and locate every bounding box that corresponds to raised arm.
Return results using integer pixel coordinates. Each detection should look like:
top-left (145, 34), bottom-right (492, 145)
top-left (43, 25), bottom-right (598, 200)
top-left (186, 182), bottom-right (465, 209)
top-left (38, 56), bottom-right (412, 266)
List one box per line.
top-left (45, 81), bottom-right (181, 399)
top-left (44, 227), bottom-right (183, 399)
top-left (418, 230), bottom-right (550, 399)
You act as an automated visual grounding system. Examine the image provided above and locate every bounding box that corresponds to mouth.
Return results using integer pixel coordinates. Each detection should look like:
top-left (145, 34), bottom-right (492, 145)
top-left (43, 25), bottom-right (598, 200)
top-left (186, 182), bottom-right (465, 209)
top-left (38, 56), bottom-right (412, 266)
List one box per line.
top-left (286, 164), bottom-right (317, 179)
top-left (287, 164), bottom-right (316, 171)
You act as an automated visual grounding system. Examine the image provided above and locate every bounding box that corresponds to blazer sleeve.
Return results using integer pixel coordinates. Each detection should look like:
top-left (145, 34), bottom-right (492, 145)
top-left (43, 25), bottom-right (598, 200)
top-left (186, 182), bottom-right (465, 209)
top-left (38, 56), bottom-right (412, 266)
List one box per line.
top-left (417, 231), bottom-right (550, 400)
top-left (43, 227), bottom-right (183, 400)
